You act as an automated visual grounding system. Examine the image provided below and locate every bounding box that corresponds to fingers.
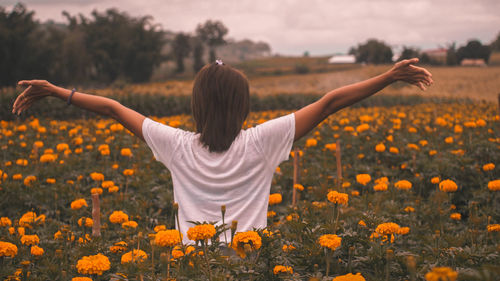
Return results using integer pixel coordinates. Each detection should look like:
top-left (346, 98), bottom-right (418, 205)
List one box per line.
top-left (18, 80), bottom-right (32, 86)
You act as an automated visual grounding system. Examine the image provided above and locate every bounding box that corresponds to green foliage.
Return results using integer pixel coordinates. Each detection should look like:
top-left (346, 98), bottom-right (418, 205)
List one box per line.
top-left (350, 39), bottom-right (393, 64)
top-left (172, 33), bottom-right (191, 73)
top-left (397, 47), bottom-right (420, 61)
top-left (196, 20), bottom-right (228, 63)
top-left (457, 40), bottom-right (491, 63)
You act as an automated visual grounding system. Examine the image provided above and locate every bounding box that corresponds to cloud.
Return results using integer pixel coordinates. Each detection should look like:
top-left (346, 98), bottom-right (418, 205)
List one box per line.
top-left (3, 0), bottom-right (500, 55)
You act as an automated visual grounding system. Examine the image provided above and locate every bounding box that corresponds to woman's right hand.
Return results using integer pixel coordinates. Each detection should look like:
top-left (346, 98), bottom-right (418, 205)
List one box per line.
top-left (12, 80), bottom-right (56, 115)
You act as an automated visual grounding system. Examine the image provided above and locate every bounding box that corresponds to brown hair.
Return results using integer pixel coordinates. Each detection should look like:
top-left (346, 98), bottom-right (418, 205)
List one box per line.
top-left (191, 62), bottom-right (250, 152)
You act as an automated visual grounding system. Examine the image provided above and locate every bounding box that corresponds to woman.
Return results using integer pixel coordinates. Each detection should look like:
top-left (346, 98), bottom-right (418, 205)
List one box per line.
top-left (12, 58), bottom-right (432, 243)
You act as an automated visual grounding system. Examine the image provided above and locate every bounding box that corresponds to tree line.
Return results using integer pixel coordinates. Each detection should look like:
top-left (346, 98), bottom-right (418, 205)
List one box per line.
top-left (0, 3), bottom-right (229, 87)
top-left (349, 35), bottom-right (499, 65)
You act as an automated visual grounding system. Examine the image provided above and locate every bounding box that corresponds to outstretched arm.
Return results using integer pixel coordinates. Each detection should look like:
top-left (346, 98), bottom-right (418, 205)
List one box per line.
top-left (293, 58), bottom-right (433, 141)
top-left (12, 80), bottom-right (146, 141)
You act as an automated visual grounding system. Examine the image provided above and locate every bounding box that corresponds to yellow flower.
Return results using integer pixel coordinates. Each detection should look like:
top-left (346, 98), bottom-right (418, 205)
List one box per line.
top-left (23, 175), bottom-right (36, 187)
top-left (358, 220), bottom-right (367, 227)
top-left (154, 230), bottom-right (182, 247)
top-left (375, 222), bottom-right (400, 235)
top-left (282, 244), bottom-right (296, 252)
top-left (373, 183), bottom-right (388, 191)
top-left (71, 199), bottom-right (88, 210)
top-left (121, 249), bottom-right (147, 264)
top-left (123, 169), bottom-right (135, 176)
top-left (312, 201), bottom-right (327, 208)
top-left (171, 245), bottom-right (195, 259)
top-left (290, 150), bottom-right (303, 158)
top-left (72, 277), bottom-right (93, 281)
top-left (293, 184), bottom-right (304, 191)
top-left (120, 148), bottom-right (133, 157)
top-left (40, 153), bottom-right (57, 163)
top-left (273, 265), bottom-right (293, 275)
top-left (30, 245), bottom-right (44, 256)
top-left (482, 163), bottom-right (495, 171)
top-left (444, 137), bottom-right (453, 144)
top-left (404, 206), bottom-right (415, 213)
top-left (375, 143), bottom-right (386, 152)
top-left (487, 224), bottom-right (500, 232)
top-left (187, 224), bottom-right (216, 241)
top-left (56, 143), bottom-right (69, 152)
top-left (389, 147), bottom-right (399, 154)
top-left (0, 217), bottom-right (12, 227)
top-left (398, 227), bottom-right (410, 235)
top-left (46, 178), bottom-right (56, 184)
top-left (154, 225), bottom-right (167, 232)
top-left (431, 177), bottom-right (440, 184)
top-left (0, 241), bottom-right (18, 257)
top-left (425, 267), bottom-right (458, 281)
top-left (267, 211), bottom-right (276, 217)
top-left (356, 123), bottom-right (369, 133)
top-left (429, 150), bottom-right (437, 156)
top-left (351, 191), bottom-right (360, 196)
top-left (109, 211), bottom-right (129, 224)
top-left (76, 253), bottom-right (111, 275)
top-left (407, 143), bottom-right (420, 151)
top-left (78, 217), bottom-right (93, 227)
top-left (19, 211), bottom-right (37, 227)
top-left (395, 180), bottom-right (412, 190)
top-left (269, 193), bottom-right (282, 205)
top-left (231, 231), bottom-right (262, 258)
top-left (122, 220), bottom-right (138, 229)
top-left (476, 119), bottom-right (486, 127)
top-left (450, 213), bottom-right (461, 220)
top-left (332, 273), bottom-right (366, 281)
top-left (16, 158), bottom-right (28, 166)
top-left (439, 179), bottom-right (458, 192)
top-left (110, 241), bottom-right (128, 253)
top-left (324, 143), bottom-right (337, 151)
top-left (327, 191), bottom-right (348, 205)
top-left (21, 234), bottom-right (40, 246)
top-left (487, 180), bottom-right (500, 191)
top-left (90, 172), bottom-right (104, 181)
top-left (101, 180), bottom-right (114, 188)
top-left (305, 138), bottom-right (317, 147)
top-left (108, 186), bottom-right (119, 193)
top-left (90, 187), bottom-right (103, 195)
top-left (318, 234), bottom-right (341, 251)
top-left (356, 174), bottom-right (371, 186)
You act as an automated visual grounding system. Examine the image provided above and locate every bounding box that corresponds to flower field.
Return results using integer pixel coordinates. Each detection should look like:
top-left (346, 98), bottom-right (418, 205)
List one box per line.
top-left (0, 100), bottom-right (499, 280)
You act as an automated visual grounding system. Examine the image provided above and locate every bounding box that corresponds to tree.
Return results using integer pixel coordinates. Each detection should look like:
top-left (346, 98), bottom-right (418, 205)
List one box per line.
top-left (456, 39), bottom-right (491, 63)
top-left (398, 46), bottom-right (420, 61)
top-left (350, 39), bottom-right (393, 64)
top-left (172, 33), bottom-right (191, 73)
top-left (192, 37), bottom-right (205, 73)
top-left (196, 20), bottom-right (228, 63)
top-left (446, 42), bottom-right (458, 66)
top-left (490, 32), bottom-right (500, 52)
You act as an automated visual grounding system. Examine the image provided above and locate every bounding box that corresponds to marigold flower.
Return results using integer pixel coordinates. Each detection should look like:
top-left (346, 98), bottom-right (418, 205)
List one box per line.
top-left (358, 220), bottom-right (367, 227)
top-left (120, 148), bottom-right (133, 157)
top-left (0, 217), bottom-right (12, 227)
top-left (30, 245), bottom-right (44, 256)
top-left (444, 137), bottom-right (453, 144)
top-left (370, 232), bottom-right (395, 243)
top-left (431, 177), bottom-right (440, 184)
top-left (267, 211), bottom-right (276, 217)
top-left (155, 230), bottom-right (182, 247)
top-left (110, 123), bottom-right (124, 131)
top-left (429, 150), bottom-right (437, 156)
top-left (373, 183), bottom-right (388, 191)
top-left (19, 212), bottom-right (37, 227)
top-left (187, 224), bottom-right (216, 241)
top-left (332, 273), bottom-right (366, 281)
top-left (375, 222), bottom-right (400, 235)
top-left (398, 227), bottom-right (410, 235)
top-left (290, 150), bottom-right (303, 158)
top-left (305, 138), bottom-right (317, 147)
top-left (101, 180), bottom-right (114, 188)
top-left (90, 187), bottom-right (103, 195)
top-left (123, 169), bottom-right (135, 176)
top-left (171, 245), bottom-right (195, 259)
top-left (40, 153), bottom-right (57, 163)
top-left (327, 190), bottom-right (348, 205)
top-left (312, 201), bottom-right (327, 208)
top-left (318, 234), bottom-right (341, 251)
top-left (482, 163), bottom-right (495, 171)
top-left (121, 249), bottom-right (147, 264)
top-left (110, 241), bottom-right (128, 253)
top-left (231, 231), bottom-right (262, 258)
top-left (21, 234), bottom-right (39, 246)
top-left (23, 175), bottom-right (36, 186)
top-left (389, 147), bottom-right (399, 154)
top-left (109, 210), bottom-right (129, 224)
top-left (90, 172), bottom-right (104, 181)
top-left (395, 180), bottom-right (412, 190)
top-left (76, 253), bottom-right (111, 275)
top-left (425, 267), bottom-right (458, 281)
top-left (72, 277), bottom-right (93, 281)
top-left (324, 143), bottom-right (337, 151)
top-left (78, 217), bottom-right (93, 227)
top-left (16, 159), bottom-right (28, 166)
top-left (439, 179), bottom-right (458, 192)
top-left (450, 213), bottom-right (461, 220)
top-left (0, 241), bottom-right (18, 257)
top-left (122, 220), bottom-right (138, 229)
top-left (487, 180), bottom-right (500, 191)
top-left (356, 174), bottom-right (371, 186)
top-left (46, 178), bottom-right (56, 184)
top-left (487, 224), bottom-right (500, 232)
top-left (273, 265), bottom-right (293, 275)
top-left (282, 244), bottom-right (296, 252)
top-left (356, 123), bottom-right (369, 133)
top-left (342, 182), bottom-right (351, 188)
top-left (375, 143), bottom-right (386, 152)
top-left (404, 206), bottom-right (415, 213)
top-left (351, 190), bottom-right (360, 196)
top-left (269, 193), bottom-right (282, 205)
top-left (293, 183), bottom-right (304, 191)
top-left (476, 119), bottom-right (486, 127)
top-left (71, 198), bottom-right (88, 210)
top-left (108, 186), bottom-right (119, 193)
top-left (154, 225), bottom-right (167, 232)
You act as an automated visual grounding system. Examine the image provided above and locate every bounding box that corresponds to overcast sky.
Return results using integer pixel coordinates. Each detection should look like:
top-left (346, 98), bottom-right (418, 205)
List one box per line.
top-left (4, 0), bottom-right (500, 55)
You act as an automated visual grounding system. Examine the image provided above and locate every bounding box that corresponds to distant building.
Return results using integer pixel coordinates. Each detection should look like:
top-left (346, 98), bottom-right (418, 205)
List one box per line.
top-left (328, 55), bottom-right (356, 64)
top-left (460, 59), bottom-right (486, 67)
top-left (422, 48), bottom-right (447, 64)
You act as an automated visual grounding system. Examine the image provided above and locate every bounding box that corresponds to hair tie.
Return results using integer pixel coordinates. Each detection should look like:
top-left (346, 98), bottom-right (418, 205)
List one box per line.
top-left (215, 59), bottom-right (224, 65)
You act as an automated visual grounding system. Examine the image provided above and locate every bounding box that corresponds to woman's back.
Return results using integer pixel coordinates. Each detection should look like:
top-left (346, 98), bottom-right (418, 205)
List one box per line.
top-left (142, 113), bottom-right (295, 243)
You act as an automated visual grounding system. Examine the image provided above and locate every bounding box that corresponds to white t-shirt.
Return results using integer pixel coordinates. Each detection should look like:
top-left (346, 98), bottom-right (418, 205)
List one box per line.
top-left (142, 113), bottom-right (295, 244)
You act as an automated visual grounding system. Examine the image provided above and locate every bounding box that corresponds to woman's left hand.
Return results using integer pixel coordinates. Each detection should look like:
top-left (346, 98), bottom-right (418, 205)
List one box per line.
top-left (12, 80), bottom-right (56, 115)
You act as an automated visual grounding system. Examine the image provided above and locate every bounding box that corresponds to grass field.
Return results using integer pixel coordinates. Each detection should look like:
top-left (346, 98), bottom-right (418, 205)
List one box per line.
top-left (92, 54), bottom-right (500, 103)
